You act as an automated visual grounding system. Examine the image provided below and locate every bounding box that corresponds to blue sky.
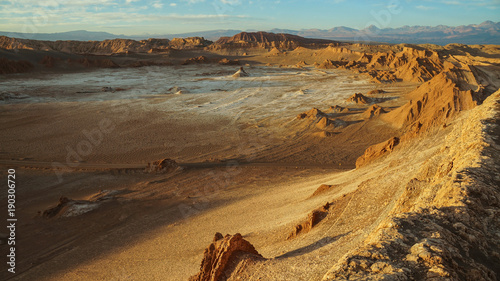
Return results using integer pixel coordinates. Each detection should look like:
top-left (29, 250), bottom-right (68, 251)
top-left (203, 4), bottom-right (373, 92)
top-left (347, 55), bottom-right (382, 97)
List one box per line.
top-left (0, 0), bottom-right (499, 35)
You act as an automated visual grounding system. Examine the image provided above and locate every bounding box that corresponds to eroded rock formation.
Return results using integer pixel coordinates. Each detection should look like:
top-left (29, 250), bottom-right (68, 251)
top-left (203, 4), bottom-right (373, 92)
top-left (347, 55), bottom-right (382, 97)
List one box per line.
top-left (323, 92), bottom-right (500, 281)
top-left (356, 137), bottom-right (400, 168)
top-left (145, 159), bottom-right (179, 173)
top-left (189, 233), bottom-right (264, 281)
top-left (362, 104), bottom-right (387, 119)
top-left (346, 93), bottom-right (371, 104)
top-left (213, 32), bottom-right (339, 50)
top-left (288, 203), bottom-right (331, 239)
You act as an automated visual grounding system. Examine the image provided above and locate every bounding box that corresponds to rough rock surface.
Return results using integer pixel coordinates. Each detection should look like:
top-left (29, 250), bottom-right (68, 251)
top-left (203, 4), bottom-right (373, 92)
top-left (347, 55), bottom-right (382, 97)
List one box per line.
top-left (168, 37), bottom-right (212, 49)
top-left (362, 104), bottom-right (387, 119)
top-left (287, 203), bottom-right (330, 239)
top-left (297, 108), bottom-right (326, 119)
top-left (145, 159), bottom-right (179, 173)
top-left (356, 137), bottom-right (400, 168)
top-left (323, 92), bottom-right (500, 281)
top-left (232, 67), bottom-right (249, 77)
top-left (366, 89), bottom-right (386, 95)
top-left (312, 45), bottom-right (445, 83)
top-left (328, 105), bottom-right (347, 113)
top-left (316, 117), bottom-right (347, 130)
top-left (218, 58), bottom-right (240, 65)
top-left (42, 190), bottom-right (121, 218)
top-left (385, 67), bottom-right (485, 136)
top-left (347, 93), bottom-right (371, 104)
top-left (182, 56), bottom-right (209, 65)
top-left (214, 31), bottom-right (338, 50)
top-left (189, 233), bottom-right (264, 281)
top-left (311, 184), bottom-right (341, 197)
top-left (359, 52), bottom-right (494, 166)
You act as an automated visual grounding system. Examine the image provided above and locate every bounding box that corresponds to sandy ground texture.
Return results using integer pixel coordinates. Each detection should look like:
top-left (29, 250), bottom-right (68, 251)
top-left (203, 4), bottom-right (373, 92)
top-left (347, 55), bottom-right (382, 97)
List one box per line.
top-left (0, 64), bottom-right (415, 280)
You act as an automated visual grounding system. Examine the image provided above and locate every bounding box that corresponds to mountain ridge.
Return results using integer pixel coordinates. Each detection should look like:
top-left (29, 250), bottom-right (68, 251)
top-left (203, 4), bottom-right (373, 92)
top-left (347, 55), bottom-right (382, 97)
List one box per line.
top-left (1, 21), bottom-right (498, 45)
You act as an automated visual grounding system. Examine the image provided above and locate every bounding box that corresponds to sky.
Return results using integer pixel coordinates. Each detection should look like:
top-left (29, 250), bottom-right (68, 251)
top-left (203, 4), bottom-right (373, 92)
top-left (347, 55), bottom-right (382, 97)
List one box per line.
top-left (0, 0), bottom-right (499, 35)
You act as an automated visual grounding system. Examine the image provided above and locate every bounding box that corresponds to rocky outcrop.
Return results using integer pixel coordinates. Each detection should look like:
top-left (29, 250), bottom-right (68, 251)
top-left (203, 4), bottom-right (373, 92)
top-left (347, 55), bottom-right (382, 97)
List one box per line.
top-left (218, 58), bottom-right (240, 65)
top-left (232, 67), bottom-right (249, 77)
top-left (297, 107), bottom-right (347, 132)
top-left (41, 190), bottom-right (121, 218)
top-left (357, 59), bottom-right (489, 167)
top-left (297, 108), bottom-right (326, 119)
top-left (391, 47), bottom-right (443, 82)
top-left (213, 32), bottom-right (339, 50)
top-left (366, 89), bottom-right (386, 95)
top-left (346, 93), bottom-right (371, 104)
top-left (316, 117), bottom-right (347, 130)
top-left (189, 233), bottom-right (264, 281)
top-left (367, 70), bottom-right (398, 83)
top-left (355, 137), bottom-right (400, 168)
top-left (145, 159), bottom-right (179, 173)
top-left (168, 37), bottom-right (212, 49)
top-left (312, 46), bottom-right (444, 83)
top-left (384, 66), bottom-right (484, 137)
top-left (311, 184), bottom-right (340, 197)
top-left (287, 203), bottom-right (330, 239)
top-left (317, 59), bottom-right (340, 69)
top-left (182, 56), bottom-right (209, 65)
top-left (328, 105), bottom-right (351, 114)
top-left (362, 104), bottom-right (387, 119)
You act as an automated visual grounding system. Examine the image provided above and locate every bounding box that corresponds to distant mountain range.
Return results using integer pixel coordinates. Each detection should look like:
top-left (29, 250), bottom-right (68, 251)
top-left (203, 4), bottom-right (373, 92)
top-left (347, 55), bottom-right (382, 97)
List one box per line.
top-left (277, 21), bottom-right (500, 45)
top-left (1, 21), bottom-right (499, 45)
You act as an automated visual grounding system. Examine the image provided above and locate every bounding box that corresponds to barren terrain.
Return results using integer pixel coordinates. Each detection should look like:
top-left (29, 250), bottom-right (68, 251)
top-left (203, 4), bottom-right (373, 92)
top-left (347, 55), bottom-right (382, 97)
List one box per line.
top-left (0, 33), bottom-right (499, 280)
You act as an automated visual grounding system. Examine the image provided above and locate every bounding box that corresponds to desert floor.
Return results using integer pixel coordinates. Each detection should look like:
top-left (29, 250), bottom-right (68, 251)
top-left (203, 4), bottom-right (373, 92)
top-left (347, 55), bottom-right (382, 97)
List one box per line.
top-left (0, 64), bottom-right (418, 280)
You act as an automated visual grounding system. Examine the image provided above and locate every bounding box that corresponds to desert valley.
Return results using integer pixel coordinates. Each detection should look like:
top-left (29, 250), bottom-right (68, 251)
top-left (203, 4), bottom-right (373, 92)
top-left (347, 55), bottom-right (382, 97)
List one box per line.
top-left (0, 30), bottom-right (499, 281)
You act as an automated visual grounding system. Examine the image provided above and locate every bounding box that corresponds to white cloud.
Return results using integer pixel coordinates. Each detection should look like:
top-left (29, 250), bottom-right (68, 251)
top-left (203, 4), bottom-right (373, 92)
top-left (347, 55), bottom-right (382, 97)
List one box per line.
top-left (220, 0), bottom-right (241, 4)
top-left (170, 3), bottom-right (177, 6)
top-left (416, 5), bottom-right (436, 10)
top-left (180, 0), bottom-right (205, 3)
top-left (441, 0), bottom-right (500, 6)
top-left (153, 2), bottom-right (163, 8)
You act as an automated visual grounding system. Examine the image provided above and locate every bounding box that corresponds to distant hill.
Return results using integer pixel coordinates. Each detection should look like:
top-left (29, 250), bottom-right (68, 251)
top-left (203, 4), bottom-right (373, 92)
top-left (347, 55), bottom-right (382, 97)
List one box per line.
top-left (0, 30), bottom-right (125, 41)
top-left (1, 21), bottom-right (498, 45)
top-left (0, 30), bottom-right (241, 42)
top-left (159, 30), bottom-right (242, 41)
